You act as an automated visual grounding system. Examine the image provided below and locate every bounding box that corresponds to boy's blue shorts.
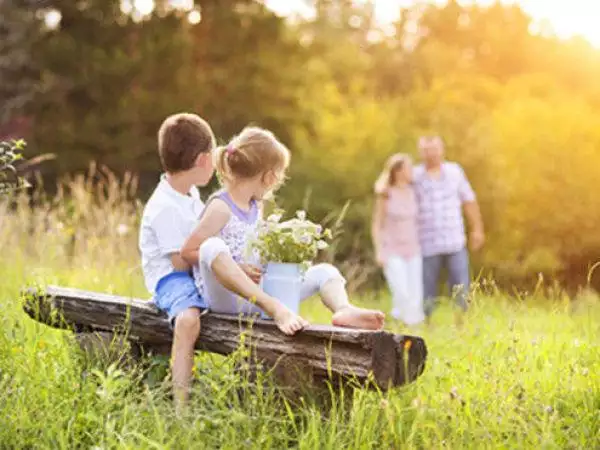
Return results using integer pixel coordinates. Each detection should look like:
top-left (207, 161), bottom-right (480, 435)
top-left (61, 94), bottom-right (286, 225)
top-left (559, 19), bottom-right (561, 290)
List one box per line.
top-left (153, 271), bottom-right (207, 325)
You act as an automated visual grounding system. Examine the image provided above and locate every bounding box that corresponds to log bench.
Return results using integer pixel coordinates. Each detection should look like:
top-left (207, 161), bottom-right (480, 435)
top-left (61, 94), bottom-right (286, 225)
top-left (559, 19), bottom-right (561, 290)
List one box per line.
top-left (21, 285), bottom-right (427, 391)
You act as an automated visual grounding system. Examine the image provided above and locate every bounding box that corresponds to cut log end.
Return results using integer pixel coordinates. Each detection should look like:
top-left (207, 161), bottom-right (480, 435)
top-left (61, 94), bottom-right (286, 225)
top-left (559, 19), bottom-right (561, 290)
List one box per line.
top-left (21, 285), bottom-right (428, 391)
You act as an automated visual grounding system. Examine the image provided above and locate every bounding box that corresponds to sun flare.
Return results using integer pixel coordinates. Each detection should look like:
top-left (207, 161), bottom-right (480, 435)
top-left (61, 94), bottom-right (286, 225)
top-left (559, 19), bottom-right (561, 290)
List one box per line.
top-left (266, 0), bottom-right (600, 47)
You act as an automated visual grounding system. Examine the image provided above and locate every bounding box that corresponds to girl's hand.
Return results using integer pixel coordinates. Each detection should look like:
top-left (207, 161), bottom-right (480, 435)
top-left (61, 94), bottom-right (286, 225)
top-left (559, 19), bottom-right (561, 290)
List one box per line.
top-left (239, 263), bottom-right (263, 284)
top-left (272, 305), bottom-right (309, 335)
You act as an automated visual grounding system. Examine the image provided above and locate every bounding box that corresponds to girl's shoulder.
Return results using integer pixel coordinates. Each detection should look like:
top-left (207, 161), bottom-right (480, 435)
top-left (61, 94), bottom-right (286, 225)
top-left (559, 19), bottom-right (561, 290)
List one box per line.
top-left (202, 191), bottom-right (233, 220)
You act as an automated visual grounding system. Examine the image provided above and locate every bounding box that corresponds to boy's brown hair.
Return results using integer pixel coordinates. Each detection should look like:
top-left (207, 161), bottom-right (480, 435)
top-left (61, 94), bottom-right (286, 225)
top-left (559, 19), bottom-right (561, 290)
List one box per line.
top-left (157, 113), bottom-right (215, 173)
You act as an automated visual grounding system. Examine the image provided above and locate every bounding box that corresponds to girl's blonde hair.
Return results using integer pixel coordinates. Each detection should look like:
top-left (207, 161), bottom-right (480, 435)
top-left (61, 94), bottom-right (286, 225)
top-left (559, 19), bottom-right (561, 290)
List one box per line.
top-left (214, 126), bottom-right (290, 186)
top-left (374, 153), bottom-right (412, 195)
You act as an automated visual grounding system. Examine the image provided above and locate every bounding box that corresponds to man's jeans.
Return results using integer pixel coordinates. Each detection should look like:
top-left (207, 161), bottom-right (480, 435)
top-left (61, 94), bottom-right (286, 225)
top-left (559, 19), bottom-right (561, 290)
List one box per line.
top-left (423, 248), bottom-right (470, 316)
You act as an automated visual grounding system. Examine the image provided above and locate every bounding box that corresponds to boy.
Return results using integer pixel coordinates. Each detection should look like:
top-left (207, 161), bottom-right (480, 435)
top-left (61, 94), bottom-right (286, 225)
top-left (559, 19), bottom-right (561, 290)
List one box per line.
top-left (139, 113), bottom-right (300, 407)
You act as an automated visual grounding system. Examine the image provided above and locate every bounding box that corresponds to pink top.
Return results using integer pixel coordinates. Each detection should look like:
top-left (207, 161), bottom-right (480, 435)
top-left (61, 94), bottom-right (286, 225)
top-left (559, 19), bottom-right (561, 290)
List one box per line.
top-left (379, 187), bottom-right (420, 259)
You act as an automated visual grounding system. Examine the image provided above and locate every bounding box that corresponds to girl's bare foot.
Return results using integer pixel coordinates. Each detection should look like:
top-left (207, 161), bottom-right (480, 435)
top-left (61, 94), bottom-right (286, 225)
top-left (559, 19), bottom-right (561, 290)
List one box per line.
top-left (332, 306), bottom-right (385, 330)
top-left (273, 306), bottom-right (309, 335)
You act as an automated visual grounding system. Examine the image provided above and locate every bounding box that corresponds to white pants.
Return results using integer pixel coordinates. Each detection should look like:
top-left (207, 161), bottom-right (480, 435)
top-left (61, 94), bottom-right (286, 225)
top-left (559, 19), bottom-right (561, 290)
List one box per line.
top-left (383, 255), bottom-right (425, 325)
top-left (197, 237), bottom-right (345, 316)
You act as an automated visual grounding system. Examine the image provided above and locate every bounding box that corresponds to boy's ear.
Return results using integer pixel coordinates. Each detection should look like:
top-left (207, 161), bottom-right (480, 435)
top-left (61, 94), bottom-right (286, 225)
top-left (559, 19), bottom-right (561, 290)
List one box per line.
top-left (195, 152), bottom-right (211, 168)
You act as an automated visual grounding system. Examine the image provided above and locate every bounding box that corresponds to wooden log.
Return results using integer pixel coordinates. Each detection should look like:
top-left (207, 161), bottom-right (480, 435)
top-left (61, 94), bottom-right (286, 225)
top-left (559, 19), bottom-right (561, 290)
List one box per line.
top-left (21, 285), bottom-right (427, 390)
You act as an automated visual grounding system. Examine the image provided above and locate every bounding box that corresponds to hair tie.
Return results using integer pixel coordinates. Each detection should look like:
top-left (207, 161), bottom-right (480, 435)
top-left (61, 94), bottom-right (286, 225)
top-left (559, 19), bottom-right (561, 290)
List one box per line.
top-left (226, 144), bottom-right (236, 156)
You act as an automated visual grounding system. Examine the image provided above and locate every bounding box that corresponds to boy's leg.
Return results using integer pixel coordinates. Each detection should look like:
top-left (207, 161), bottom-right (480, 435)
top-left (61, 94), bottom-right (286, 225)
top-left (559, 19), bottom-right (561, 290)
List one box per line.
top-left (422, 254), bottom-right (443, 318)
top-left (172, 307), bottom-right (201, 408)
top-left (302, 263), bottom-right (385, 330)
top-left (154, 272), bottom-right (206, 409)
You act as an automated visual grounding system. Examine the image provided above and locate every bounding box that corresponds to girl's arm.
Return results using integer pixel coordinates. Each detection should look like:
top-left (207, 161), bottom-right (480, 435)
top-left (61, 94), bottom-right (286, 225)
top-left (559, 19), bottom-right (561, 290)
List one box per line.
top-left (180, 200), bottom-right (231, 265)
top-left (371, 195), bottom-right (386, 264)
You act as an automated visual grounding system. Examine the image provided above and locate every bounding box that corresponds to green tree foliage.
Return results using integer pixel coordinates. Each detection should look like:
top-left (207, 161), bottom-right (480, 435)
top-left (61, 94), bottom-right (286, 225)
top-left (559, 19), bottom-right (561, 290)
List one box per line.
top-left (0, 0), bottom-right (43, 125)
top-left (2, 0), bottom-right (600, 290)
top-left (0, 139), bottom-right (28, 193)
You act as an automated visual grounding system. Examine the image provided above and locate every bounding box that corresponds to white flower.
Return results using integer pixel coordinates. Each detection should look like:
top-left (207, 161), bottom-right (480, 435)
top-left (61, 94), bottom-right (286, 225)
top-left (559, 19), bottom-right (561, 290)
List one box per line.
top-left (296, 210), bottom-right (306, 221)
top-left (116, 223), bottom-right (129, 236)
top-left (316, 240), bottom-right (328, 250)
top-left (299, 234), bottom-right (312, 244)
top-left (267, 213), bottom-right (282, 223)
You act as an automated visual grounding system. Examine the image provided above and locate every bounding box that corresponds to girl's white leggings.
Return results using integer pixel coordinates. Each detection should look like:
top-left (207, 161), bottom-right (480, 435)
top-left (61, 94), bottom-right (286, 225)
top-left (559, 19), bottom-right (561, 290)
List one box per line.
top-left (196, 237), bottom-right (345, 316)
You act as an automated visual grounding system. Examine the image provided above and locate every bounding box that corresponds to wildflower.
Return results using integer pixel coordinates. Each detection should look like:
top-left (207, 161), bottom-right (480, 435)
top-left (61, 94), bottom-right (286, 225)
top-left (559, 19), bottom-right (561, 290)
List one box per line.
top-left (404, 339), bottom-right (412, 351)
top-left (267, 213), bottom-right (282, 223)
top-left (316, 240), bottom-right (328, 250)
top-left (38, 340), bottom-right (46, 350)
top-left (300, 235), bottom-right (312, 245)
top-left (380, 399), bottom-right (389, 409)
top-left (449, 386), bottom-right (459, 400)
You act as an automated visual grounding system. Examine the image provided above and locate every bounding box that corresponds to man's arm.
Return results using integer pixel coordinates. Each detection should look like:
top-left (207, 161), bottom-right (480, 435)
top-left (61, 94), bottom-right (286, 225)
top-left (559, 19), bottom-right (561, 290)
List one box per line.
top-left (464, 201), bottom-right (485, 251)
top-left (457, 165), bottom-right (485, 251)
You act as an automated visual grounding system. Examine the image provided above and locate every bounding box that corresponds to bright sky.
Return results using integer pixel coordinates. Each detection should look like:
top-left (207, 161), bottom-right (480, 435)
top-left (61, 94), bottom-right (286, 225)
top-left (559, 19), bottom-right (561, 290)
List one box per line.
top-left (47, 1), bottom-right (600, 47)
top-left (265, 0), bottom-right (600, 47)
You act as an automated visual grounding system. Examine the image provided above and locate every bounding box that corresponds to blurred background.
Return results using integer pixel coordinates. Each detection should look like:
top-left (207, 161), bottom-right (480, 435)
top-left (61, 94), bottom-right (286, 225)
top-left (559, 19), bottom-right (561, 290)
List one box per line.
top-left (2, 0), bottom-right (600, 293)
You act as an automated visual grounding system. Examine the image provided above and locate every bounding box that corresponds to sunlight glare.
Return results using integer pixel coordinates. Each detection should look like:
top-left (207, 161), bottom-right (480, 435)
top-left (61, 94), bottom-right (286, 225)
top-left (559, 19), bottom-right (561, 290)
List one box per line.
top-left (266, 0), bottom-right (600, 47)
top-left (188, 9), bottom-right (202, 25)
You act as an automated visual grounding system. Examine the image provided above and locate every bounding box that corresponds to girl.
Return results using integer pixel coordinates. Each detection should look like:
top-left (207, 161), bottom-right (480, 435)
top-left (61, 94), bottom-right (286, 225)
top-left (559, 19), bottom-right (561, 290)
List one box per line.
top-left (181, 127), bottom-right (385, 334)
top-left (372, 153), bottom-right (425, 325)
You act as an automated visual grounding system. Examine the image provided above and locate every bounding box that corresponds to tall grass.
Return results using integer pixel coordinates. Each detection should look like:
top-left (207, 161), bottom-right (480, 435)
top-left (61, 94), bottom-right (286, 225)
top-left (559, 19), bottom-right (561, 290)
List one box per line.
top-left (1, 171), bottom-right (599, 449)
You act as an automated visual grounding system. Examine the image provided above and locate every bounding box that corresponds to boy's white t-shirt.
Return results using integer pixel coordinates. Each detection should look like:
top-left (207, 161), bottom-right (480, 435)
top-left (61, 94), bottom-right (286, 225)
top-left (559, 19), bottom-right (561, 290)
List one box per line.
top-left (139, 176), bottom-right (204, 293)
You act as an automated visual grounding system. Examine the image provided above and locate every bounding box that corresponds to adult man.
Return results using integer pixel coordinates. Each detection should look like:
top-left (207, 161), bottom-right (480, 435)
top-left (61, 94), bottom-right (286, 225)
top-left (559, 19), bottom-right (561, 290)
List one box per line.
top-left (413, 136), bottom-right (484, 318)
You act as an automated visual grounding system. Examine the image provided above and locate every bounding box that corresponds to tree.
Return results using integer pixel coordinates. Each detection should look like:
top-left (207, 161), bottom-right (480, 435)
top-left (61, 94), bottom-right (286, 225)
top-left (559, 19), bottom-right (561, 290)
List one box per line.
top-left (0, 0), bottom-right (44, 126)
top-left (0, 139), bottom-right (28, 193)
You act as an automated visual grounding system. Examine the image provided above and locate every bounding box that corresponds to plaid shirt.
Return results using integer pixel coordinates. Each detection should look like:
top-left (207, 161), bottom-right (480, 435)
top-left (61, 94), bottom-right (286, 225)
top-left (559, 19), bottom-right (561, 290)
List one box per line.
top-left (413, 162), bottom-right (476, 257)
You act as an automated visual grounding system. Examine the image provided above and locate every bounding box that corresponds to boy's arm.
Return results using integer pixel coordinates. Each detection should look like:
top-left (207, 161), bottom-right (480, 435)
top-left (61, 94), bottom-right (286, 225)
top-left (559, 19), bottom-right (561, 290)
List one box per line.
top-left (170, 253), bottom-right (191, 272)
top-left (152, 206), bottom-right (195, 272)
top-left (180, 200), bottom-right (231, 265)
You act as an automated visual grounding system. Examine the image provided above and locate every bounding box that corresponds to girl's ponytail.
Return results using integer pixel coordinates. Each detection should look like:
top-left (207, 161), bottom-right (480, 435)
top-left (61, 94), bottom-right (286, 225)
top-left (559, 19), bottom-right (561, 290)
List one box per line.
top-left (213, 144), bottom-right (229, 182)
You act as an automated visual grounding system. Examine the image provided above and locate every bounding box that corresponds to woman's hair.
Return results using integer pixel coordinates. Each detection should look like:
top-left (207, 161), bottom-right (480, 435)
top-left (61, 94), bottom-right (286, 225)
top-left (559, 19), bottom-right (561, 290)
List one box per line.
top-left (374, 153), bottom-right (411, 195)
top-left (214, 127), bottom-right (290, 187)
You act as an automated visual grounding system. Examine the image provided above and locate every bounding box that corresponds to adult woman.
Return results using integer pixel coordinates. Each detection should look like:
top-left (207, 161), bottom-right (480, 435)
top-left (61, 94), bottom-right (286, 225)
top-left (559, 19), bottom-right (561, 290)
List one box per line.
top-left (372, 153), bottom-right (424, 325)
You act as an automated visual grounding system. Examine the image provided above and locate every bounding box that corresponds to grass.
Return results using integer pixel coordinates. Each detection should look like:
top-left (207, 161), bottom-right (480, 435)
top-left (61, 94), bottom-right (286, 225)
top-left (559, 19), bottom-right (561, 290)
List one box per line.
top-left (1, 173), bottom-right (599, 449)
